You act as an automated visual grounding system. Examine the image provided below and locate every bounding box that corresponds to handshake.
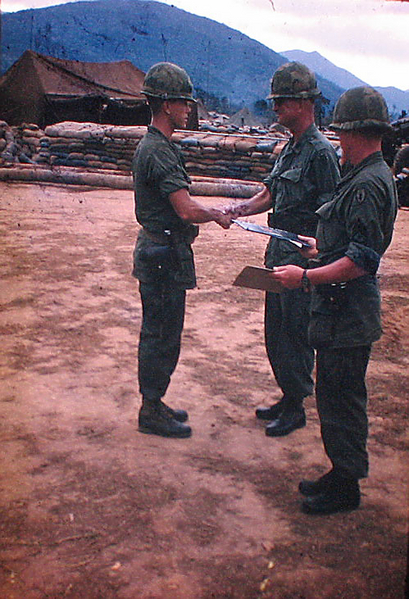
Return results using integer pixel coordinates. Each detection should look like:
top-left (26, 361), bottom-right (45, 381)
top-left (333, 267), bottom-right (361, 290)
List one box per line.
top-left (212, 201), bottom-right (248, 230)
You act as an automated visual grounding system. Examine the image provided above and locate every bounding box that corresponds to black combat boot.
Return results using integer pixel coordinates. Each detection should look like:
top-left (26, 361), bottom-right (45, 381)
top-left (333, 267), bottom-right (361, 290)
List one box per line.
top-left (138, 399), bottom-right (191, 438)
top-left (299, 468), bottom-right (339, 497)
top-left (255, 397), bottom-right (285, 421)
top-left (265, 402), bottom-right (306, 437)
top-left (301, 469), bottom-right (360, 515)
top-left (159, 400), bottom-right (188, 423)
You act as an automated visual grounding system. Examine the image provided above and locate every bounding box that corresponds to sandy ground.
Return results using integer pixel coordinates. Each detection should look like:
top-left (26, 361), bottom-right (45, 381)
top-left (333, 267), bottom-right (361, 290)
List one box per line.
top-left (0, 181), bottom-right (408, 599)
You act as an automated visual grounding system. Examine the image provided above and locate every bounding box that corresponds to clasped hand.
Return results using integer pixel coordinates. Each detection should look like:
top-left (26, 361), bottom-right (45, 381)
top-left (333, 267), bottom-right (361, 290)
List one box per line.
top-left (213, 202), bottom-right (242, 229)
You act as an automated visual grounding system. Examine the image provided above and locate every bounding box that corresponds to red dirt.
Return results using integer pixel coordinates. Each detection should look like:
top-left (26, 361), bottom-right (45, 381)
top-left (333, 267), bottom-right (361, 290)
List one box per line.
top-left (0, 181), bottom-right (408, 599)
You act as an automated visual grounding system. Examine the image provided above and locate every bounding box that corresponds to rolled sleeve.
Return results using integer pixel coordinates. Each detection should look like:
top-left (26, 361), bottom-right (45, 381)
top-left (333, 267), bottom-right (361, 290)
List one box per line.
top-left (263, 171), bottom-right (276, 197)
top-left (147, 149), bottom-right (191, 198)
top-left (346, 241), bottom-right (380, 274)
top-left (160, 169), bottom-right (190, 196)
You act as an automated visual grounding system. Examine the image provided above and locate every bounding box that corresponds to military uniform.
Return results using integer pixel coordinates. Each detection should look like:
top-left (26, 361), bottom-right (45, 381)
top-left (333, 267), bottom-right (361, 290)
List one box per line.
top-left (263, 124), bottom-right (340, 405)
top-left (132, 125), bottom-right (197, 403)
top-left (309, 151), bottom-right (398, 479)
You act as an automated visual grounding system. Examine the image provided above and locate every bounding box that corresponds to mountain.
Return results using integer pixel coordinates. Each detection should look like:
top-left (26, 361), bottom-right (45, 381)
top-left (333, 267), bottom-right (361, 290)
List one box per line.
top-left (282, 50), bottom-right (365, 90)
top-left (282, 49), bottom-right (409, 119)
top-left (1, 0), bottom-right (343, 115)
top-left (374, 87), bottom-right (409, 121)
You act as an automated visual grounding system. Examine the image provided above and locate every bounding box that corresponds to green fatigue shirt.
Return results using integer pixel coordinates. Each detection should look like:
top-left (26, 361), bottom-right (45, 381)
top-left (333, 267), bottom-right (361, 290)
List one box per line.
top-left (131, 125), bottom-right (197, 289)
top-left (309, 151), bottom-right (399, 348)
top-left (263, 123), bottom-right (340, 268)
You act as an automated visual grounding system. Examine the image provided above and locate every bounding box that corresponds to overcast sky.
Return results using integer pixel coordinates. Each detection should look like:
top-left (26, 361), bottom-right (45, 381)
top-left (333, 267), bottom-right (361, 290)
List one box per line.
top-left (3, 0), bottom-right (409, 91)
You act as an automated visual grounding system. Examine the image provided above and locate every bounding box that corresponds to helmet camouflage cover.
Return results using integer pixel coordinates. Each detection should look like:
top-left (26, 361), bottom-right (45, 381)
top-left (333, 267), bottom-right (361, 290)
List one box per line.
top-left (268, 61), bottom-right (321, 100)
top-left (331, 86), bottom-right (391, 133)
top-left (142, 62), bottom-right (196, 102)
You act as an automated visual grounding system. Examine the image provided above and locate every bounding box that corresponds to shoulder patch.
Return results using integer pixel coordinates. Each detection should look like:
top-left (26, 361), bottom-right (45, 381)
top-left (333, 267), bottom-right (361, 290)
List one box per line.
top-left (355, 188), bottom-right (366, 204)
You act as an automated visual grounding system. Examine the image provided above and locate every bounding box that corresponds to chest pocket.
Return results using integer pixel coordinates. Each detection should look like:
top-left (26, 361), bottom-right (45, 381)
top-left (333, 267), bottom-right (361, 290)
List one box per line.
top-left (279, 167), bottom-right (303, 183)
top-left (316, 198), bottom-right (345, 251)
top-left (274, 167), bottom-right (303, 212)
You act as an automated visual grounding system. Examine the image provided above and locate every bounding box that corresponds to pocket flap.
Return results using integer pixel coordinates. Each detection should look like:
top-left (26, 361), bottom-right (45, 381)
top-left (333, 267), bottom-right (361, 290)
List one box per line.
top-left (316, 198), bottom-right (337, 221)
top-left (279, 167), bottom-right (302, 183)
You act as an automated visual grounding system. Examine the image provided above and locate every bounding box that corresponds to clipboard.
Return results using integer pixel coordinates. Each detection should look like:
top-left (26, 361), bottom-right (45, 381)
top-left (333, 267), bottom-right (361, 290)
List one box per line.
top-left (233, 265), bottom-right (283, 293)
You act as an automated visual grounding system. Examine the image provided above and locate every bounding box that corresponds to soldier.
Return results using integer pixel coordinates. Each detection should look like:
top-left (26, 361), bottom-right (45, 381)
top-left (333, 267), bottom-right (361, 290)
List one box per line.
top-left (230, 62), bottom-right (340, 436)
top-left (271, 87), bottom-right (398, 514)
top-left (132, 62), bottom-right (231, 438)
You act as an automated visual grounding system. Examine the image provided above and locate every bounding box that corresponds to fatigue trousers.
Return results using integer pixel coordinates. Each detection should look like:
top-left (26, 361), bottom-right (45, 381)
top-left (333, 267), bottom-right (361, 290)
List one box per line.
top-left (316, 345), bottom-right (372, 479)
top-left (265, 287), bottom-right (314, 406)
top-left (138, 277), bottom-right (186, 401)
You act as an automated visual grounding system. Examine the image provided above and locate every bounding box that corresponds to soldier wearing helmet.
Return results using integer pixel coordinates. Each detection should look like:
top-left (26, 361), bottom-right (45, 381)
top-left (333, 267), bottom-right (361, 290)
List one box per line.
top-left (268, 61), bottom-right (322, 101)
top-left (141, 61), bottom-right (197, 102)
top-left (132, 62), bottom-right (231, 439)
top-left (230, 62), bottom-right (340, 437)
top-left (270, 86), bottom-right (398, 515)
top-left (330, 86), bottom-right (391, 134)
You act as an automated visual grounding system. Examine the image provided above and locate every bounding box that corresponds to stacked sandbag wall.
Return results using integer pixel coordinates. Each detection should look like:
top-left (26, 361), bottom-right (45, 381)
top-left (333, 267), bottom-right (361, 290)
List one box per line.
top-left (44, 123), bottom-right (141, 172)
top-left (173, 131), bottom-right (287, 182)
top-left (0, 122), bottom-right (49, 165)
top-left (1, 122), bottom-right (339, 189)
top-left (39, 122), bottom-right (288, 182)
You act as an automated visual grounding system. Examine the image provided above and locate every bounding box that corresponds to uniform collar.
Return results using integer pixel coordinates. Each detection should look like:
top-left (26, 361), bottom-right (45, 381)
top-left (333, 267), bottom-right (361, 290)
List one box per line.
top-left (288, 123), bottom-right (318, 154)
top-left (341, 151), bottom-right (384, 183)
top-left (148, 125), bottom-right (174, 143)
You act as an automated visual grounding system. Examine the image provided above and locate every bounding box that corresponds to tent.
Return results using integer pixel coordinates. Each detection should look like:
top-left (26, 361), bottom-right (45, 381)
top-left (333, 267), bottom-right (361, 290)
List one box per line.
top-left (0, 50), bottom-right (151, 127)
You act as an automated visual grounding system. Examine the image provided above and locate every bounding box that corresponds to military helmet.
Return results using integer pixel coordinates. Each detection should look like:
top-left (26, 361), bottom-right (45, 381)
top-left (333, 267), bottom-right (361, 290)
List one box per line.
top-left (268, 61), bottom-right (321, 100)
top-left (331, 86), bottom-right (391, 133)
top-left (142, 62), bottom-right (196, 102)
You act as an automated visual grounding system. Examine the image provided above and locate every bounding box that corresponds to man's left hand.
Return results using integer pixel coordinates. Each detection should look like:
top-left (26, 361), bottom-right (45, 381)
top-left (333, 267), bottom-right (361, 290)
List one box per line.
top-left (270, 265), bottom-right (303, 289)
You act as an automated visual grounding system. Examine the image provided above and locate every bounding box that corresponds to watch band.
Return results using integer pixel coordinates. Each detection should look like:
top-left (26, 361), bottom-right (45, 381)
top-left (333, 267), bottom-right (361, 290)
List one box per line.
top-left (301, 269), bottom-right (311, 293)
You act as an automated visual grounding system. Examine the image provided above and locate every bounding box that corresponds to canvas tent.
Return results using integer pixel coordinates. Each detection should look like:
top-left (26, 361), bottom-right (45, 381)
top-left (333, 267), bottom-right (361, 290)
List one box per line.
top-left (0, 50), bottom-right (151, 127)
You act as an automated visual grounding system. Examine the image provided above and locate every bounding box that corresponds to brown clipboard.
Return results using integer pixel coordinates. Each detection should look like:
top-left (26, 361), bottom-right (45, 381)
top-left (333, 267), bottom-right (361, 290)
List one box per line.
top-left (233, 266), bottom-right (283, 293)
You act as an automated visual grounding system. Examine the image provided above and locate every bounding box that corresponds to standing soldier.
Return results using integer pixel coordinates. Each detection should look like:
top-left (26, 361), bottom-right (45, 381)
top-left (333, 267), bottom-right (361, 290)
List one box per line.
top-left (231, 63), bottom-right (340, 436)
top-left (132, 62), bottom-right (231, 438)
top-left (271, 87), bottom-right (398, 514)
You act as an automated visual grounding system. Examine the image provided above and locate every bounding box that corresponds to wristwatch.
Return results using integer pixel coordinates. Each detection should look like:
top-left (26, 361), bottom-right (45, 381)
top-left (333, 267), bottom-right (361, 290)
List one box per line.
top-left (301, 269), bottom-right (311, 293)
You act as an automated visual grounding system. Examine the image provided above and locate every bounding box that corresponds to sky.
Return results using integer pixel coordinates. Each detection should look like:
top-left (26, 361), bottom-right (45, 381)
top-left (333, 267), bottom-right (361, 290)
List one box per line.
top-left (2, 0), bottom-right (409, 91)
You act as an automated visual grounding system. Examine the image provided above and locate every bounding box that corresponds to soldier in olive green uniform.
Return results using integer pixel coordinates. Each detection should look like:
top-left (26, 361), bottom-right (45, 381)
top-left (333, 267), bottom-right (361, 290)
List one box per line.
top-left (271, 87), bottom-right (398, 514)
top-left (132, 62), bottom-right (231, 438)
top-left (230, 63), bottom-right (340, 437)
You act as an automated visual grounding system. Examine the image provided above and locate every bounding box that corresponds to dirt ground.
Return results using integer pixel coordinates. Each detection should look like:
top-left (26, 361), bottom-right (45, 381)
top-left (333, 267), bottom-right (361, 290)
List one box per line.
top-left (0, 181), bottom-right (408, 599)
